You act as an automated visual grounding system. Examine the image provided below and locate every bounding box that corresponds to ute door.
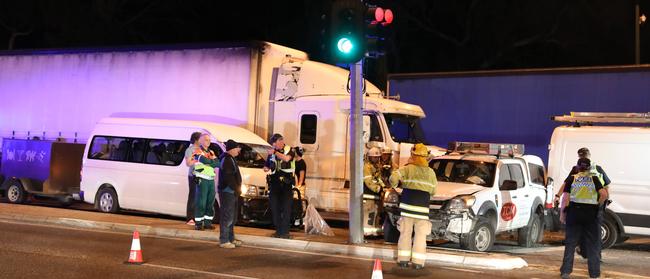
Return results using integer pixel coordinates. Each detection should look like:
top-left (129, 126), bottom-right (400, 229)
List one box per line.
top-left (496, 160), bottom-right (530, 231)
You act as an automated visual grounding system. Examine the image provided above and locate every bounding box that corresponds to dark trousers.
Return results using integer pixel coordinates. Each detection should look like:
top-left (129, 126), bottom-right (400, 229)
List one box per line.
top-left (218, 191), bottom-right (238, 244)
top-left (186, 176), bottom-right (196, 221)
top-left (561, 205), bottom-right (601, 278)
top-left (579, 203), bottom-right (605, 259)
top-left (269, 183), bottom-right (293, 236)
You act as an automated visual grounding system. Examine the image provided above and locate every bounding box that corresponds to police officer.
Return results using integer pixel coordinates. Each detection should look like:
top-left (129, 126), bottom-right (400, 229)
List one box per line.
top-left (363, 147), bottom-right (384, 236)
top-left (560, 158), bottom-right (608, 279)
top-left (264, 133), bottom-right (295, 239)
top-left (556, 147), bottom-right (611, 259)
top-left (192, 133), bottom-right (220, 231)
top-left (389, 143), bottom-right (437, 270)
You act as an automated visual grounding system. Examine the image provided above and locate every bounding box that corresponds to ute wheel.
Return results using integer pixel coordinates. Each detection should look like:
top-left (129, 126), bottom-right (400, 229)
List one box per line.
top-left (95, 187), bottom-right (119, 213)
top-left (518, 212), bottom-right (544, 247)
top-left (460, 218), bottom-right (495, 252)
top-left (383, 213), bottom-right (400, 243)
top-left (601, 217), bottom-right (619, 249)
top-left (5, 181), bottom-right (27, 204)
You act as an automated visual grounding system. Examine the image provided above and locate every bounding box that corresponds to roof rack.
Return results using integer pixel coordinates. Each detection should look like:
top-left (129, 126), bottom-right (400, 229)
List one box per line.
top-left (447, 141), bottom-right (524, 158)
top-left (552, 112), bottom-right (650, 124)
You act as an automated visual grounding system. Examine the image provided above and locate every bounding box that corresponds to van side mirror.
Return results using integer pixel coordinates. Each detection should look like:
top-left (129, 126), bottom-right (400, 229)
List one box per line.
top-left (500, 180), bottom-right (518, 191)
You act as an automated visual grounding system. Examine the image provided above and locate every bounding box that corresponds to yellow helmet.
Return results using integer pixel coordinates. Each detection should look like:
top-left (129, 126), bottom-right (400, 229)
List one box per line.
top-left (367, 147), bottom-right (381, 157)
top-left (411, 143), bottom-right (429, 157)
top-left (381, 147), bottom-right (393, 154)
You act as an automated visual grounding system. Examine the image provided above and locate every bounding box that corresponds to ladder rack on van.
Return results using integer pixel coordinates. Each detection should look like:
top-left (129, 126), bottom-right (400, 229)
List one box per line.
top-left (552, 112), bottom-right (650, 124)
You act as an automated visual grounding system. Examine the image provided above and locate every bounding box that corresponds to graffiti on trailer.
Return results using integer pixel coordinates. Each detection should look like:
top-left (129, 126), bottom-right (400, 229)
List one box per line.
top-left (1, 139), bottom-right (52, 182)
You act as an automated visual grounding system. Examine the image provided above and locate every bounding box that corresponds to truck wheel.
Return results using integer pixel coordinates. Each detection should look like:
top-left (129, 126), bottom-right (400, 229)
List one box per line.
top-left (518, 212), bottom-right (544, 247)
top-left (383, 213), bottom-right (399, 243)
top-left (601, 217), bottom-right (619, 249)
top-left (96, 188), bottom-right (119, 213)
top-left (460, 219), bottom-right (495, 252)
top-left (6, 182), bottom-right (26, 204)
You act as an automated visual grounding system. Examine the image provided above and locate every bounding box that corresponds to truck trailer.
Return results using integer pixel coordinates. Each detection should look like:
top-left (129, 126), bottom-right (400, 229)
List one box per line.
top-left (0, 42), bottom-right (438, 226)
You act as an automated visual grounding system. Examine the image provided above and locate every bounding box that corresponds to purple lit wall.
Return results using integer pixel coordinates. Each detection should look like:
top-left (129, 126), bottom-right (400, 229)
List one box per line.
top-left (0, 47), bottom-right (253, 145)
top-left (389, 68), bottom-right (650, 163)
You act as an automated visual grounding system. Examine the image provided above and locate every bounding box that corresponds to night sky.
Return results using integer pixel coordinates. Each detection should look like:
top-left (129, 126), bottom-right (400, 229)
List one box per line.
top-left (1, 0), bottom-right (648, 88)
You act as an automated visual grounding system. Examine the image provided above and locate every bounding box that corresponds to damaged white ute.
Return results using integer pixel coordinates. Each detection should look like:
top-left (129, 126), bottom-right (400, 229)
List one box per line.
top-left (383, 142), bottom-right (554, 252)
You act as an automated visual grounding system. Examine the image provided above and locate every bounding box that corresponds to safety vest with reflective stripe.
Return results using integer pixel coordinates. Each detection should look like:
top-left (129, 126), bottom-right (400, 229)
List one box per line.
top-left (270, 145), bottom-right (295, 175)
top-left (570, 172), bottom-right (599, 205)
top-left (390, 164), bottom-right (437, 220)
top-left (193, 148), bottom-right (217, 180)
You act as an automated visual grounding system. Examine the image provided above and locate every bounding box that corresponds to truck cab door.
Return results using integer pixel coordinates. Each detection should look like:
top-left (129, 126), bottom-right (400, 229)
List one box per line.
top-left (496, 161), bottom-right (531, 231)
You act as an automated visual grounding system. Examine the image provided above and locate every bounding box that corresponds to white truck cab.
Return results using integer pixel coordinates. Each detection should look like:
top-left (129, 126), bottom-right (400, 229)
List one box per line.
top-left (384, 142), bottom-right (553, 252)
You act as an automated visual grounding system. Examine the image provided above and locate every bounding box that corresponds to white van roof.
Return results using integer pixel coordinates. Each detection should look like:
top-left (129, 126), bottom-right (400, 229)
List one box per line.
top-left (98, 117), bottom-right (270, 146)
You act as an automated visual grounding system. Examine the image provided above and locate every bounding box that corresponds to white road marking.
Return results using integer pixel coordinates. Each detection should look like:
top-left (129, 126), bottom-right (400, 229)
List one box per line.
top-left (142, 263), bottom-right (260, 279)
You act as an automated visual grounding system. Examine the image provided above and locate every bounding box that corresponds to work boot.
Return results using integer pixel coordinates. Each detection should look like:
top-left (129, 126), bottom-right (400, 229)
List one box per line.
top-left (397, 261), bottom-right (409, 268)
top-left (413, 264), bottom-right (424, 270)
top-left (204, 224), bottom-right (216, 230)
top-left (195, 224), bottom-right (204, 231)
top-left (219, 242), bottom-right (236, 249)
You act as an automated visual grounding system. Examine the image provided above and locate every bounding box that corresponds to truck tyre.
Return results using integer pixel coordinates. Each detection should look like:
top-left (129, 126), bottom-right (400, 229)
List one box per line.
top-left (601, 217), bottom-right (618, 249)
top-left (383, 213), bottom-right (399, 243)
top-left (5, 181), bottom-right (26, 204)
top-left (518, 212), bottom-right (544, 247)
top-left (460, 218), bottom-right (495, 252)
top-left (96, 188), bottom-right (119, 213)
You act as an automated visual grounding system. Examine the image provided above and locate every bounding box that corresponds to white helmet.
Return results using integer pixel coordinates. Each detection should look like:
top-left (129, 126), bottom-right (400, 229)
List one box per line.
top-left (381, 147), bottom-right (393, 155)
top-left (367, 147), bottom-right (381, 157)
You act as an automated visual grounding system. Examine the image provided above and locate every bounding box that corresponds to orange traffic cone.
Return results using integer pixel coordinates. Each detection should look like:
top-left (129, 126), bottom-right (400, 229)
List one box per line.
top-left (125, 230), bottom-right (144, 264)
top-left (371, 259), bottom-right (383, 279)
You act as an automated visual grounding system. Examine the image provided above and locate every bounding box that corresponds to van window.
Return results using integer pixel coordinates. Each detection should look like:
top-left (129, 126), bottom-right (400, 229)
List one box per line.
top-left (89, 136), bottom-right (130, 161)
top-left (528, 163), bottom-right (545, 185)
top-left (146, 140), bottom-right (189, 166)
top-left (129, 139), bottom-right (147, 163)
top-left (300, 114), bottom-right (317, 144)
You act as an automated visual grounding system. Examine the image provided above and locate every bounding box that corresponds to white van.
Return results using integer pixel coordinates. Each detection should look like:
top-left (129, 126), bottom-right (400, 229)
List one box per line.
top-left (80, 117), bottom-right (270, 218)
top-left (549, 112), bottom-right (650, 248)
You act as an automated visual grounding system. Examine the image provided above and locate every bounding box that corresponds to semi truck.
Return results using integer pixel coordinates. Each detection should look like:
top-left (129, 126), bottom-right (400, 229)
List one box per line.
top-left (0, 41), bottom-right (439, 227)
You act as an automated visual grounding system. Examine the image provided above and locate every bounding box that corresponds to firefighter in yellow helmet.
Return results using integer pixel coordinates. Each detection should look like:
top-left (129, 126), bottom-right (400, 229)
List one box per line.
top-left (389, 143), bottom-right (437, 270)
top-left (380, 147), bottom-right (398, 185)
top-left (363, 147), bottom-right (384, 236)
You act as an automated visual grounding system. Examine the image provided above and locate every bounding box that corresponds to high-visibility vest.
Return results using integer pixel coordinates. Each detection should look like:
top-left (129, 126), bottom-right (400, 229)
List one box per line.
top-left (570, 172), bottom-right (599, 205)
top-left (270, 145), bottom-right (295, 175)
top-left (391, 164), bottom-right (437, 220)
top-left (193, 148), bottom-right (216, 180)
top-left (363, 162), bottom-right (384, 199)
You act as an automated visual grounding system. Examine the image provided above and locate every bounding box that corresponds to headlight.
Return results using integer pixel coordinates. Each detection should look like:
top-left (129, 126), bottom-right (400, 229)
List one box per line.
top-left (241, 184), bottom-right (259, 197)
top-left (448, 195), bottom-right (476, 211)
top-left (383, 189), bottom-right (400, 204)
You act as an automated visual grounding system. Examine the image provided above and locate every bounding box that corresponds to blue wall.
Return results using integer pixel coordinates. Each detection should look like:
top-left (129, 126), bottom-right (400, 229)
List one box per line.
top-left (389, 68), bottom-right (650, 163)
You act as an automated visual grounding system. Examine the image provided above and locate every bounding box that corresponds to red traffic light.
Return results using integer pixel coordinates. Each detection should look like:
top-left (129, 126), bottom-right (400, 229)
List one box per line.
top-left (382, 9), bottom-right (393, 26)
top-left (367, 7), bottom-right (384, 24)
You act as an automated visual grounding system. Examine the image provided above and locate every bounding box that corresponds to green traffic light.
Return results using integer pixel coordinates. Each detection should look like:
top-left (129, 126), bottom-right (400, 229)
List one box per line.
top-left (337, 37), bottom-right (354, 54)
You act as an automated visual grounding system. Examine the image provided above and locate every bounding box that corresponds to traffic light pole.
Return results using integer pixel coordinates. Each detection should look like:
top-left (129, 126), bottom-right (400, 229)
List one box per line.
top-left (349, 60), bottom-right (364, 244)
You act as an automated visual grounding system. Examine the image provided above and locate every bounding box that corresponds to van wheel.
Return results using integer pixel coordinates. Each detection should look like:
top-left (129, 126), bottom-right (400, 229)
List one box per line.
top-left (460, 218), bottom-right (495, 252)
top-left (383, 213), bottom-right (399, 243)
top-left (96, 188), bottom-right (119, 213)
top-left (601, 217), bottom-right (618, 249)
top-left (6, 181), bottom-right (26, 204)
top-left (518, 212), bottom-right (544, 247)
